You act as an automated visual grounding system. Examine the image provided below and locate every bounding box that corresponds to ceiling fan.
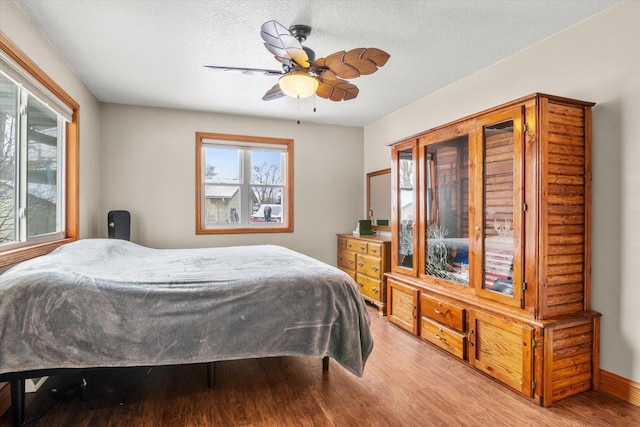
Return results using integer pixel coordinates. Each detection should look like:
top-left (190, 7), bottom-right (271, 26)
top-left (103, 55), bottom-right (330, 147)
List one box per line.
top-left (205, 20), bottom-right (390, 102)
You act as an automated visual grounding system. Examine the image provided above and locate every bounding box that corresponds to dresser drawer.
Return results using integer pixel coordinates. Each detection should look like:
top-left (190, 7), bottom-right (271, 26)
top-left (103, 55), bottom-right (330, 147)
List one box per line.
top-left (356, 254), bottom-right (383, 279)
top-left (347, 238), bottom-right (368, 254)
top-left (337, 250), bottom-right (356, 271)
top-left (421, 317), bottom-right (466, 360)
top-left (356, 274), bottom-right (384, 302)
top-left (367, 242), bottom-right (383, 257)
top-left (337, 236), bottom-right (348, 250)
top-left (420, 294), bottom-right (466, 333)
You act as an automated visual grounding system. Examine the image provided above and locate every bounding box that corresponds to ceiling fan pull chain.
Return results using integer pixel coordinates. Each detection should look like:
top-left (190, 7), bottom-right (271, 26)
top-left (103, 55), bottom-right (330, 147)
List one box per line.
top-left (297, 95), bottom-right (301, 124)
top-left (314, 92), bottom-right (317, 113)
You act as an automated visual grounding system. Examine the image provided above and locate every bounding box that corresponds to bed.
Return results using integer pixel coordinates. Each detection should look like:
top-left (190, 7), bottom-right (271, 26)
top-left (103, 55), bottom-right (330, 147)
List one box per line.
top-left (0, 239), bottom-right (373, 425)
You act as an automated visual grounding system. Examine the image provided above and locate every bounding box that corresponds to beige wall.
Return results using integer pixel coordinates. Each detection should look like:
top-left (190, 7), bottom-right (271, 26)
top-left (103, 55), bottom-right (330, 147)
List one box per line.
top-left (0, 0), bottom-right (102, 239)
top-left (364, 1), bottom-right (640, 383)
top-left (100, 104), bottom-right (363, 264)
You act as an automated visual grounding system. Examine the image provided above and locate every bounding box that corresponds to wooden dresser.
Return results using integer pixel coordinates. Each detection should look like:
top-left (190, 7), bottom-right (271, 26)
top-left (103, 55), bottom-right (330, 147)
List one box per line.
top-left (337, 234), bottom-right (390, 315)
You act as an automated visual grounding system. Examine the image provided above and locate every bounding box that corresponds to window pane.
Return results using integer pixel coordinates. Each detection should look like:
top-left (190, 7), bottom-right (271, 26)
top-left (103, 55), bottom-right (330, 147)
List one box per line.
top-left (425, 136), bottom-right (470, 285)
top-left (251, 150), bottom-right (283, 185)
top-left (205, 147), bottom-right (240, 184)
top-left (251, 187), bottom-right (283, 223)
top-left (26, 97), bottom-right (59, 237)
top-left (0, 74), bottom-right (18, 245)
top-left (204, 184), bottom-right (240, 224)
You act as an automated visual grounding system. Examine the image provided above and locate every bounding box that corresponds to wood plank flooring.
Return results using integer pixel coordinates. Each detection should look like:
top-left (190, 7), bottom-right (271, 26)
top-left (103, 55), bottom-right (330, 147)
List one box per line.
top-left (2, 304), bottom-right (639, 426)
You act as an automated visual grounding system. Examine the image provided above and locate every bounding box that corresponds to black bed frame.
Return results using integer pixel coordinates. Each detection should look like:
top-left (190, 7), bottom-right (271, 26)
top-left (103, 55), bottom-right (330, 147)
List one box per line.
top-left (0, 357), bottom-right (330, 427)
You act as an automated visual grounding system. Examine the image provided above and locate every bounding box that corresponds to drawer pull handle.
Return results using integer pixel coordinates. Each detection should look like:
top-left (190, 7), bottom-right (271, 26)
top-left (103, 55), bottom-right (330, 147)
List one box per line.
top-left (372, 266), bottom-right (379, 272)
top-left (360, 246), bottom-right (366, 251)
top-left (412, 306), bottom-right (417, 319)
top-left (371, 248), bottom-right (378, 253)
top-left (347, 244), bottom-right (352, 248)
top-left (358, 261), bottom-right (365, 267)
top-left (349, 259), bottom-right (354, 265)
top-left (358, 281), bottom-right (364, 287)
top-left (434, 308), bottom-right (451, 316)
top-left (338, 256), bottom-right (343, 261)
top-left (434, 334), bottom-right (447, 342)
top-left (372, 287), bottom-right (378, 294)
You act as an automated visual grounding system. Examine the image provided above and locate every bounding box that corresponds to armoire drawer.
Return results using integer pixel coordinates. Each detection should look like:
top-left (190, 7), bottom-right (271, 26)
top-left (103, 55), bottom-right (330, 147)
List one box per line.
top-left (420, 316), bottom-right (467, 360)
top-left (420, 294), bottom-right (466, 333)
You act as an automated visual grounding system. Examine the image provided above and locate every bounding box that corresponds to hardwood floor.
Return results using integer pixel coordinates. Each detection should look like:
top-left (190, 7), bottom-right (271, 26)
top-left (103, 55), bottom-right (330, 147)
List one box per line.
top-left (2, 304), bottom-right (639, 426)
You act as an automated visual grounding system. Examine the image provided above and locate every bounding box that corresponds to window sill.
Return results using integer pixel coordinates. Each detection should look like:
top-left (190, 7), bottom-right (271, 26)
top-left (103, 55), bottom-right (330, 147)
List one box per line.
top-left (0, 238), bottom-right (76, 268)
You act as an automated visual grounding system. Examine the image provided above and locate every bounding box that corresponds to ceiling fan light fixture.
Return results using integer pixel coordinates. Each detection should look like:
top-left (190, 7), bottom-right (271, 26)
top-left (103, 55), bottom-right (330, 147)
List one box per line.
top-left (279, 71), bottom-right (319, 98)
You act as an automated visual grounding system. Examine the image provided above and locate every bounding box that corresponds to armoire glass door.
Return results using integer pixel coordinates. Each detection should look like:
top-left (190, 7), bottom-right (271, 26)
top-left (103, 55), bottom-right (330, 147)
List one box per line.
top-left (397, 147), bottom-right (415, 270)
top-left (482, 119), bottom-right (518, 299)
top-left (423, 136), bottom-right (470, 286)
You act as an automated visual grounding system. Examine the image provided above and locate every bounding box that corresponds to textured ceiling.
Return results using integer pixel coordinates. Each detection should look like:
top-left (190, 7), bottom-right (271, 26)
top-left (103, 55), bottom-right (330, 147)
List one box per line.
top-left (14, 0), bottom-right (618, 127)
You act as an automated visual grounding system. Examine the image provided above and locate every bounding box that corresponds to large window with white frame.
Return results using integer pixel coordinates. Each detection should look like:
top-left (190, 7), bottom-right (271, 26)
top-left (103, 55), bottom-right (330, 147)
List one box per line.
top-left (0, 33), bottom-right (78, 267)
top-left (0, 73), bottom-right (66, 247)
top-left (196, 132), bottom-right (293, 234)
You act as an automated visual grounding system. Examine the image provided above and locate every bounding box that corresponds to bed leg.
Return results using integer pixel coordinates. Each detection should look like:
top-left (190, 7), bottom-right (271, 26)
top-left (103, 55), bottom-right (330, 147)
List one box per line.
top-left (206, 361), bottom-right (216, 389)
top-left (322, 356), bottom-right (329, 373)
top-left (10, 379), bottom-right (25, 427)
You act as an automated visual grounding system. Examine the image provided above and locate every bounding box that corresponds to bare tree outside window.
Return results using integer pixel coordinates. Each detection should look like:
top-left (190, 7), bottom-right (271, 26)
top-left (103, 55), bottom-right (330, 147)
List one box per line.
top-left (0, 102), bottom-right (17, 244)
top-left (252, 161), bottom-right (281, 204)
top-left (206, 165), bottom-right (217, 179)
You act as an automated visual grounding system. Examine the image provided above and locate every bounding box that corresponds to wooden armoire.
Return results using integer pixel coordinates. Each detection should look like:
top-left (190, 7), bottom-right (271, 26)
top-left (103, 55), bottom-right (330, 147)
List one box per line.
top-left (386, 93), bottom-right (600, 406)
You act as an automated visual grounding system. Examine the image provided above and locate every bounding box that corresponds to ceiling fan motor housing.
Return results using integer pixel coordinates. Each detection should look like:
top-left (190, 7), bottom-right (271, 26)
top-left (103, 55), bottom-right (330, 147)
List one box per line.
top-left (289, 24), bottom-right (311, 42)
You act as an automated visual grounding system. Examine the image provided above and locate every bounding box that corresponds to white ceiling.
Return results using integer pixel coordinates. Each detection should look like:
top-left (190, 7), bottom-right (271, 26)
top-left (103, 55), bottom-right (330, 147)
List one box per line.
top-left (14, 0), bottom-right (618, 127)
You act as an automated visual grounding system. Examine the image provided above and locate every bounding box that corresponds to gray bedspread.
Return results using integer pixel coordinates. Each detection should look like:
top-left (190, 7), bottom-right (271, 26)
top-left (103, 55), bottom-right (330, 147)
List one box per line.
top-left (0, 239), bottom-right (373, 377)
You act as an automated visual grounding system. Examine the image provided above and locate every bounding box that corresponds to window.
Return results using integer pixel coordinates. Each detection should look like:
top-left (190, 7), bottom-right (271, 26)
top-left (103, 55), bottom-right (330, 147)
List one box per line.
top-left (0, 33), bottom-right (78, 267)
top-left (196, 132), bottom-right (293, 234)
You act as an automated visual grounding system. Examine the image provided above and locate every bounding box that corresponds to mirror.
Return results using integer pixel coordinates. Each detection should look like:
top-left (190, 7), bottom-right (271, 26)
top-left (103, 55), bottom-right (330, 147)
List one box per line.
top-left (367, 168), bottom-right (391, 231)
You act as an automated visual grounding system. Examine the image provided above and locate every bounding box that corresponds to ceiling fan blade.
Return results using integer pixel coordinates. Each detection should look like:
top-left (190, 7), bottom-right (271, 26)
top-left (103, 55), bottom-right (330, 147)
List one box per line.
top-left (316, 78), bottom-right (359, 101)
top-left (262, 83), bottom-right (286, 101)
top-left (312, 48), bottom-right (390, 79)
top-left (260, 20), bottom-right (310, 68)
top-left (204, 65), bottom-right (283, 76)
